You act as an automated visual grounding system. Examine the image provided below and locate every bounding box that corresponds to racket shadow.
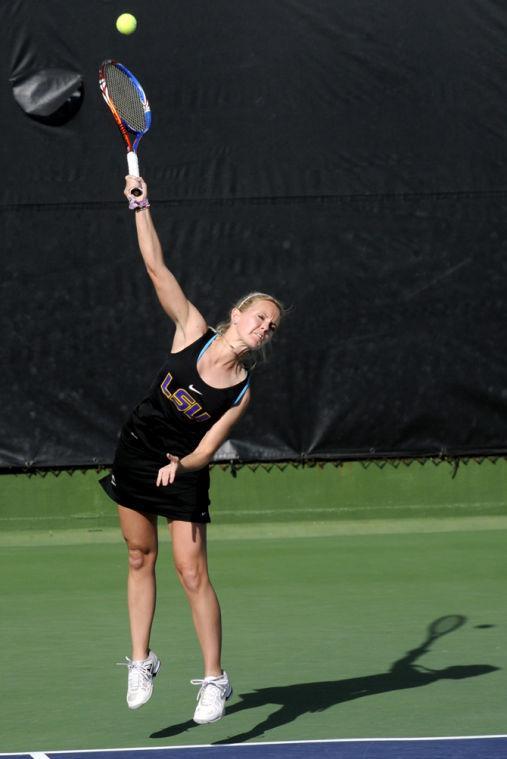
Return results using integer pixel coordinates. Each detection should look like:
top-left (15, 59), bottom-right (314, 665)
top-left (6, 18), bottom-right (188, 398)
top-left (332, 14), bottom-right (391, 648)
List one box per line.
top-left (150, 615), bottom-right (499, 743)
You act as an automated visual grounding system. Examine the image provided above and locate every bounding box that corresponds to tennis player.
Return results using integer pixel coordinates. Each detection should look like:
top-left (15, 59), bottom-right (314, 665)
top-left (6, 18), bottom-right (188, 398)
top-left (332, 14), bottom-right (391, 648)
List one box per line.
top-left (100, 175), bottom-right (282, 724)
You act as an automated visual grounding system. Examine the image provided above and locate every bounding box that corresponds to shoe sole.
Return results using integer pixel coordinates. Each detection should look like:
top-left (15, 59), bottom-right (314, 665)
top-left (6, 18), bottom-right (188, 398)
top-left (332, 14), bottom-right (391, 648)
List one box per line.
top-left (127, 657), bottom-right (161, 710)
top-left (193, 687), bottom-right (233, 725)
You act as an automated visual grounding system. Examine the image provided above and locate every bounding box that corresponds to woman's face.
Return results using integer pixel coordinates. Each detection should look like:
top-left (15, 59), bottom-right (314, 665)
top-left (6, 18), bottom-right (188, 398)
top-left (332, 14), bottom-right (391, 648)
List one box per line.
top-left (232, 299), bottom-right (281, 350)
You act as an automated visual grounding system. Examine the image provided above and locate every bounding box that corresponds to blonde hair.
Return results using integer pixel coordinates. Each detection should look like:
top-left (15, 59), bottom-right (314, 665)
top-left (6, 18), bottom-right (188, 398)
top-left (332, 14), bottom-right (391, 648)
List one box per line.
top-left (215, 291), bottom-right (284, 368)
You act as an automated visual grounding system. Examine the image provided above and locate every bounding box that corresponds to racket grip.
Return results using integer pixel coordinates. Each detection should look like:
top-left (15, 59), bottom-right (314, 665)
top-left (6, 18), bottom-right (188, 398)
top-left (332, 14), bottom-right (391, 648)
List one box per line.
top-left (127, 151), bottom-right (142, 195)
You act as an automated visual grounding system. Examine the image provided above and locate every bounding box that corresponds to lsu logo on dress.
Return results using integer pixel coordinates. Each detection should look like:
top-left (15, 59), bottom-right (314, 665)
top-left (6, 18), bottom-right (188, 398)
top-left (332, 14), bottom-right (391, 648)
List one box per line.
top-left (161, 371), bottom-right (211, 422)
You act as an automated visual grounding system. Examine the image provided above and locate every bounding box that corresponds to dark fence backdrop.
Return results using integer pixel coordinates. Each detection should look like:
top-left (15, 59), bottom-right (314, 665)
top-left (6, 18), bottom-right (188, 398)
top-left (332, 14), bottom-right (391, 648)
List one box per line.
top-left (2, 0), bottom-right (507, 469)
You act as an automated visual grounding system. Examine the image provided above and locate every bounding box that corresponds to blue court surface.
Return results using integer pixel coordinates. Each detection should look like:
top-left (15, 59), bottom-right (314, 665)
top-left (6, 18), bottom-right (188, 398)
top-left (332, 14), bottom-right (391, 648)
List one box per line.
top-left (2, 737), bottom-right (507, 759)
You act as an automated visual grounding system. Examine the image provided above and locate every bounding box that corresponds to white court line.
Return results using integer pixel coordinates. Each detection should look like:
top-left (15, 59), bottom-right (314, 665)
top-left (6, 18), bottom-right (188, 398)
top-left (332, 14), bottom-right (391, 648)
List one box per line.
top-left (1, 734), bottom-right (506, 756)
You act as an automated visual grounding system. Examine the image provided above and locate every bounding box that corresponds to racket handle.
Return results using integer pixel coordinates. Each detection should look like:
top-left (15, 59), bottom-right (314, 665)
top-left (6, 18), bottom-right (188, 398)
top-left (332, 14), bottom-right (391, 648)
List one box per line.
top-left (127, 151), bottom-right (142, 196)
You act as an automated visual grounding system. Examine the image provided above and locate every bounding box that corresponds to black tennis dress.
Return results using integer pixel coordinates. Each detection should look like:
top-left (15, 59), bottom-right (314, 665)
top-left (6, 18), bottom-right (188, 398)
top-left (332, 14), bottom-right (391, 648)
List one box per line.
top-left (100, 329), bottom-right (250, 523)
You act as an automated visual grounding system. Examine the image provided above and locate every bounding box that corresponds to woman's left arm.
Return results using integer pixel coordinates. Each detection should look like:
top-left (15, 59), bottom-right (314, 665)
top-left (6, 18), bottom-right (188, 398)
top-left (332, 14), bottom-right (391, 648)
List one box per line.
top-left (156, 391), bottom-right (251, 486)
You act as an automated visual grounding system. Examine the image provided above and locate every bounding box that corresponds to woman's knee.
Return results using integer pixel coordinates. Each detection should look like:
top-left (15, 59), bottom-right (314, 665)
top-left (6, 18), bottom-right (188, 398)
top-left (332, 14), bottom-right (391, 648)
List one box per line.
top-left (118, 506), bottom-right (158, 572)
top-left (125, 540), bottom-right (157, 571)
top-left (174, 560), bottom-right (207, 594)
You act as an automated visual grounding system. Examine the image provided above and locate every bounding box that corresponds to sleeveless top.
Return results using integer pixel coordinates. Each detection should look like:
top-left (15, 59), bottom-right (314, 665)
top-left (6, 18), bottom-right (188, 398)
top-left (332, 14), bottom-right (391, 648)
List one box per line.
top-left (121, 328), bottom-right (250, 459)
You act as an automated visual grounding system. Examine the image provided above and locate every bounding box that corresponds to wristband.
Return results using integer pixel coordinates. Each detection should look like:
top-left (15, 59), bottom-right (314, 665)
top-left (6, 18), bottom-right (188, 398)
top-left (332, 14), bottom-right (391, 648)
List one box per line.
top-left (128, 196), bottom-right (150, 211)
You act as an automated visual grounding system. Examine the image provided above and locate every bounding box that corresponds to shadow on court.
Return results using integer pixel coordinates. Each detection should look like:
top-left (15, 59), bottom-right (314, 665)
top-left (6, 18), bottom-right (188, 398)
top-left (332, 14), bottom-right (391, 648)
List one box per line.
top-left (150, 615), bottom-right (499, 744)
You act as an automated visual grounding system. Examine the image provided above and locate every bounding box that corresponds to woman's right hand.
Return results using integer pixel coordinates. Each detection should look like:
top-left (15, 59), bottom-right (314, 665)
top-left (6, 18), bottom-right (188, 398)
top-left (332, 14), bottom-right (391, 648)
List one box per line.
top-left (156, 453), bottom-right (181, 486)
top-left (124, 175), bottom-right (148, 202)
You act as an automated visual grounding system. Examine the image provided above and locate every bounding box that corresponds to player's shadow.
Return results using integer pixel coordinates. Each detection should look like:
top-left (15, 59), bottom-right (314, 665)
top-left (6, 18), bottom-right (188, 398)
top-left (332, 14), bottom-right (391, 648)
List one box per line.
top-left (150, 614), bottom-right (498, 744)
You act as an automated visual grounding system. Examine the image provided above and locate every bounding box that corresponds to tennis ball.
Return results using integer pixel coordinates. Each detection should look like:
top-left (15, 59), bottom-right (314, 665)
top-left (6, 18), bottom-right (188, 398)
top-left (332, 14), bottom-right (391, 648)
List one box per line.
top-left (116, 13), bottom-right (137, 35)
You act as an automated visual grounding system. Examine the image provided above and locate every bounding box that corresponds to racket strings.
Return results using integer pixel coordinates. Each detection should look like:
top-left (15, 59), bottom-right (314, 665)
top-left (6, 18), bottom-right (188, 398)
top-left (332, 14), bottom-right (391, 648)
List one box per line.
top-left (104, 64), bottom-right (148, 133)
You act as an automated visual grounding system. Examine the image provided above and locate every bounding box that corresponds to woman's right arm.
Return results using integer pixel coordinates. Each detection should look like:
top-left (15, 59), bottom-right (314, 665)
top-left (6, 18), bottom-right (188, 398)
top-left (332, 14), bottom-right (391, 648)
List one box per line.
top-left (125, 175), bottom-right (207, 348)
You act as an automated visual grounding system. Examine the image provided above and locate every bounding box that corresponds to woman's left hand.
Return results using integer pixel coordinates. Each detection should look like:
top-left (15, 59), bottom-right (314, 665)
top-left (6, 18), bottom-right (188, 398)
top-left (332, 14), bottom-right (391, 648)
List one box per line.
top-left (156, 453), bottom-right (181, 486)
top-left (124, 175), bottom-right (148, 202)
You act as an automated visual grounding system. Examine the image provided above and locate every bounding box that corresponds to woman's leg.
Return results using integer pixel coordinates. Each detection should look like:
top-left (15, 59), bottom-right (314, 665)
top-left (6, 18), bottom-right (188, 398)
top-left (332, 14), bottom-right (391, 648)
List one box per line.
top-left (170, 519), bottom-right (232, 723)
top-left (169, 520), bottom-right (222, 676)
top-left (118, 505), bottom-right (158, 661)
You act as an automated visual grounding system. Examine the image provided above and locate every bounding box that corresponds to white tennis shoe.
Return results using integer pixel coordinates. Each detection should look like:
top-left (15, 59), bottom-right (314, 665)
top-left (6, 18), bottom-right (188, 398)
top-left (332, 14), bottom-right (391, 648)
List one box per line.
top-left (120, 650), bottom-right (161, 709)
top-left (191, 671), bottom-right (233, 724)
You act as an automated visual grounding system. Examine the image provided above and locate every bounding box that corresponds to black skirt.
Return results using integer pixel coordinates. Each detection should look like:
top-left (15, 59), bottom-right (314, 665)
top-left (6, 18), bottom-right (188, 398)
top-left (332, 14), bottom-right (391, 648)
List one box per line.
top-left (99, 431), bottom-right (211, 523)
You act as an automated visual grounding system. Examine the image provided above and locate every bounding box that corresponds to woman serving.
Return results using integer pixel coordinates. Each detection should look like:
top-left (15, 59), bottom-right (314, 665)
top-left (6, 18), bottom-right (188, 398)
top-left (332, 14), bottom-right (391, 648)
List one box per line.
top-left (100, 175), bottom-right (283, 724)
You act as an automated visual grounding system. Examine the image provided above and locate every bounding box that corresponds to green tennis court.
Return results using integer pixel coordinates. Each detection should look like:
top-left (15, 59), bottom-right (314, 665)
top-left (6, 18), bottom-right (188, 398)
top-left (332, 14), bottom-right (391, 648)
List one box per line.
top-left (1, 461), bottom-right (505, 753)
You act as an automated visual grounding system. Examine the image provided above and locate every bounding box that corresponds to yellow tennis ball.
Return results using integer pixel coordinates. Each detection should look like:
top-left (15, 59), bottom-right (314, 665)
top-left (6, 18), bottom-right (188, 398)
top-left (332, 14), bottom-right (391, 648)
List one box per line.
top-left (116, 13), bottom-right (137, 35)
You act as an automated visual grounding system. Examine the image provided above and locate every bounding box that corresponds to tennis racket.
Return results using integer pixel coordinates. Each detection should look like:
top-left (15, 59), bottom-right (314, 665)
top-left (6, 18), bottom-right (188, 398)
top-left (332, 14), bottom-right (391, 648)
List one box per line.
top-left (99, 60), bottom-right (151, 196)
